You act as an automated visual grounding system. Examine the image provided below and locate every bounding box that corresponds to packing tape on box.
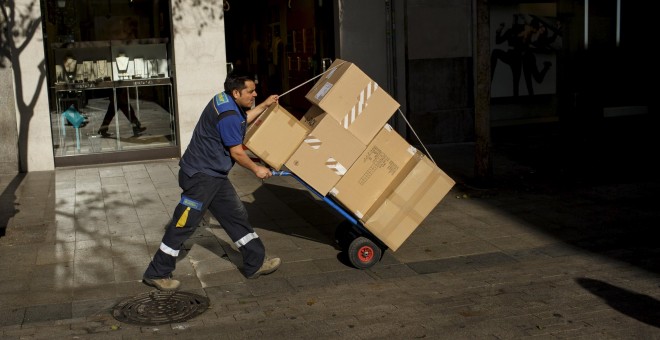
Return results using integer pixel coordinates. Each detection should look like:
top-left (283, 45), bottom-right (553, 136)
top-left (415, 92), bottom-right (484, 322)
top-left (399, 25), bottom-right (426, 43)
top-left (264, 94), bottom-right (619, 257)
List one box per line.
top-left (304, 135), bottom-right (321, 149)
top-left (325, 157), bottom-right (347, 176)
top-left (342, 81), bottom-right (378, 129)
top-left (375, 169), bottom-right (440, 237)
top-left (287, 117), bottom-right (299, 127)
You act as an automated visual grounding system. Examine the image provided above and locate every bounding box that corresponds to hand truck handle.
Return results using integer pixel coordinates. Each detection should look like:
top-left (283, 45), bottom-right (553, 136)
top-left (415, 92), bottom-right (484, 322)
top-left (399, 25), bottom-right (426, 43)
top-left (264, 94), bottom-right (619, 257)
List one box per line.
top-left (271, 170), bottom-right (291, 176)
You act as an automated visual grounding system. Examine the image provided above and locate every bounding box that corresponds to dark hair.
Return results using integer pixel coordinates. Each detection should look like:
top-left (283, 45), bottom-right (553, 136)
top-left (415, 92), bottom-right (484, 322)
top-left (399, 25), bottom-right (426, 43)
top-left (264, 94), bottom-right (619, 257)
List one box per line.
top-left (224, 71), bottom-right (254, 93)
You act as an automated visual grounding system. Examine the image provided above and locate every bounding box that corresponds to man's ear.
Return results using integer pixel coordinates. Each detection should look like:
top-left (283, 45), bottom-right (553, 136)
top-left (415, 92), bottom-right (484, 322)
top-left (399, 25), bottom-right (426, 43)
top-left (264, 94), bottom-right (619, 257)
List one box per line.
top-left (232, 89), bottom-right (241, 99)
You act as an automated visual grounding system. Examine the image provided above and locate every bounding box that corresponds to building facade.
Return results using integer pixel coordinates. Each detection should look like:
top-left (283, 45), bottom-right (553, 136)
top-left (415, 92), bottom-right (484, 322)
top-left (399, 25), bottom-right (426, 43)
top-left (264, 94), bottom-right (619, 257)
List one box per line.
top-left (1, 0), bottom-right (651, 172)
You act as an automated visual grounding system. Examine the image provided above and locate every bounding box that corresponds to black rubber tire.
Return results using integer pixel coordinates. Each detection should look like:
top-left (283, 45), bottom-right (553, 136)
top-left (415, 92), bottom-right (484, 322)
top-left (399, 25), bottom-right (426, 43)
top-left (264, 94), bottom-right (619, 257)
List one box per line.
top-left (348, 236), bottom-right (382, 269)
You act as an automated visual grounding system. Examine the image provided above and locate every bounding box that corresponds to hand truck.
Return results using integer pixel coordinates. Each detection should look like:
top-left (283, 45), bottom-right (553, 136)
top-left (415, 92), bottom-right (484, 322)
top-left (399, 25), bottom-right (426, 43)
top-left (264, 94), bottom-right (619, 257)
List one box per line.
top-left (272, 170), bottom-right (387, 269)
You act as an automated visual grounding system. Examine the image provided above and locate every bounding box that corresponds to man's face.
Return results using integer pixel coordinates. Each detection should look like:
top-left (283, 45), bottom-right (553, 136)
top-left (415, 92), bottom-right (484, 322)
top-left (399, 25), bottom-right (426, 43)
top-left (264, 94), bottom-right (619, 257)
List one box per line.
top-left (232, 80), bottom-right (257, 108)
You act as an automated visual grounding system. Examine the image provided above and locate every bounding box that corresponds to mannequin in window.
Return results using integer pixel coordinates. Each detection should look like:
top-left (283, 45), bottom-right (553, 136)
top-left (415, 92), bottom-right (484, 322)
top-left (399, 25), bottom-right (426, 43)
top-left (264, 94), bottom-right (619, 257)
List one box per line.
top-left (97, 19), bottom-right (146, 137)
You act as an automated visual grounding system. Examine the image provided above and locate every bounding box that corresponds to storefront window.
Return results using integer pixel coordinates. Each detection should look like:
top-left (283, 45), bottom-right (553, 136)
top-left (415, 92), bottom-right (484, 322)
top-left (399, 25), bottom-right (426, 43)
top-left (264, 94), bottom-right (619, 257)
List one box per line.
top-left (42, 0), bottom-right (177, 165)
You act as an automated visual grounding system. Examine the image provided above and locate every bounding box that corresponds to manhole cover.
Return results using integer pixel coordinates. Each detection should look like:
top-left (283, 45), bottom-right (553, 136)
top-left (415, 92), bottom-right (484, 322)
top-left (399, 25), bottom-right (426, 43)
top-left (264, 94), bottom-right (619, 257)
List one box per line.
top-left (112, 291), bottom-right (210, 325)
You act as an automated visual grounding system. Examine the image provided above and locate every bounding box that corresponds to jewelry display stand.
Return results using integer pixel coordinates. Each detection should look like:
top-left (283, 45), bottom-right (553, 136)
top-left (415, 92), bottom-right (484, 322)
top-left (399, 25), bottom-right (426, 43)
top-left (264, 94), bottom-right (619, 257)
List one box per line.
top-left (83, 61), bottom-right (93, 81)
top-left (147, 59), bottom-right (159, 78)
top-left (116, 54), bottom-right (130, 80)
top-left (96, 60), bottom-right (110, 81)
top-left (63, 56), bottom-right (77, 83)
top-left (55, 65), bottom-right (64, 83)
top-left (133, 58), bottom-right (144, 79)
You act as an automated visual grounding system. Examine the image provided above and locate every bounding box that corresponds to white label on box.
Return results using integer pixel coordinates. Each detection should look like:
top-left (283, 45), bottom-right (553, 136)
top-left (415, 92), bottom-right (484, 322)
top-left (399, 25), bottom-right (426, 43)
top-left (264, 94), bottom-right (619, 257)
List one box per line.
top-left (326, 157), bottom-right (347, 175)
top-left (355, 210), bottom-right (364, 219)
top-left (330, 187), bottom-right (339, 196)
top-left (407, 145), bottom-right (418, 155)
top-left (315, 82), bottom-right (334, 101)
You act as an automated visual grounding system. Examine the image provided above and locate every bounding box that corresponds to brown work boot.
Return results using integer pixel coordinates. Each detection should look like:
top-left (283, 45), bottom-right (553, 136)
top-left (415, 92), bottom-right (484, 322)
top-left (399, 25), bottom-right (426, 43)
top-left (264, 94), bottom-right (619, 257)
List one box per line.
top-left (247, 256), bottom-right (281, 279)
top-left (142, 276), bottom-right (181, 291)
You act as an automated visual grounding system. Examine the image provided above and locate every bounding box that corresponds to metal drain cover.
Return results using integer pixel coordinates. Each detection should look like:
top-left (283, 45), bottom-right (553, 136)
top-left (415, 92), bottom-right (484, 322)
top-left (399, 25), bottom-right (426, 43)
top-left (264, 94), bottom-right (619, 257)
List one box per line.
top-left (112, 291), bottom-right (210, 325)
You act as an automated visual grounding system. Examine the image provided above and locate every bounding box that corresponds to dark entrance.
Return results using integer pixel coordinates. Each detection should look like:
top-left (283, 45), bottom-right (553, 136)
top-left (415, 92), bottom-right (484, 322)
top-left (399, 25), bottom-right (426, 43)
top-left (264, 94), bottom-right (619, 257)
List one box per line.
top-left (223, 0), bottom-right (335, 118)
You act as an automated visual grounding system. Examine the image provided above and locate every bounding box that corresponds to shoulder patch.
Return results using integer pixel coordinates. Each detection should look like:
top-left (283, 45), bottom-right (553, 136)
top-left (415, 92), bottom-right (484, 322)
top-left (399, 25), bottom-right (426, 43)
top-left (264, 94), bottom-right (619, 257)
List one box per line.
top-left (214, 92), bottom-right (229, 105)
top-left (213, 92), bottom-right (231, 115)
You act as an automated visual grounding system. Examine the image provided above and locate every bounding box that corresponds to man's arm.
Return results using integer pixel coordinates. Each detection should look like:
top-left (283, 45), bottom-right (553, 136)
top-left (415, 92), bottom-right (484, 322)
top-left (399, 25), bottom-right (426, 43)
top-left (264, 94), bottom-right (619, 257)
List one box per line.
top-left (229, 144), bottom-right (272, 179)
top-left (246, 94), bottom-right (279, 124)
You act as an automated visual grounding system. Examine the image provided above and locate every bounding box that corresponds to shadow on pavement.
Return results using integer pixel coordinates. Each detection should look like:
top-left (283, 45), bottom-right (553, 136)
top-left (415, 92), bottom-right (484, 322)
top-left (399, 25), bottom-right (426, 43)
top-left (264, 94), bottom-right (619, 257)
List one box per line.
top-left (0, 173), bottom-right (24, 238)
top-left (576, 277), bottom-right (660, 328)
top-left (430, 116), bottom-right (660, 275)
top-left (254, 182), bottom-right (345, 250)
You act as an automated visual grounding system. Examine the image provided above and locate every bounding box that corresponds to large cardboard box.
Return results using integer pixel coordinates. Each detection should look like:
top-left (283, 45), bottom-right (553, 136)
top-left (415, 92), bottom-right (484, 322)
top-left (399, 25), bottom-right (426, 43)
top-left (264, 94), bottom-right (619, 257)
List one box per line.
top-left (364, 156), bottom-right (455, 251)
top-left (285, 105), bottom-right (366, 195)
top-left (305, 59), bottom-right (400, 145)
top-left (329, 124), bottom-right (418, 219)
top-left (244, 104), bottom-right (310, 170)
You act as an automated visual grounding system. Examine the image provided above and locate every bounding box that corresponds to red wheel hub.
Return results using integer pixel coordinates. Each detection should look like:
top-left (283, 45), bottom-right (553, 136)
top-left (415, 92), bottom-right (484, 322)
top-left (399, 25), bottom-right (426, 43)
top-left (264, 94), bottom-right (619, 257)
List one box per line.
top-left (357, 246), bottom-right (373, 262)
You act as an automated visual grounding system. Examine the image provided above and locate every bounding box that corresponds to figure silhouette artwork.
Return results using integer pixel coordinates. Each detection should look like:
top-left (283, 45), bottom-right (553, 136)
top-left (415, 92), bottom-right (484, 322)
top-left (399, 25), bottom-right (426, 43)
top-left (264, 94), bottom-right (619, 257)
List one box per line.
top-left (491, 14), bottom-right (561, 97)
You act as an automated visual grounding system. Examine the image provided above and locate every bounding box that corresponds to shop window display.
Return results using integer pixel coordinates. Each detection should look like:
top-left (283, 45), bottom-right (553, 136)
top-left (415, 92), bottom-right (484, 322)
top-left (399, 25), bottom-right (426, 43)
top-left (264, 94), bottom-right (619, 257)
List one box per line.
top-left (43, 0), bottom-right (177, 161)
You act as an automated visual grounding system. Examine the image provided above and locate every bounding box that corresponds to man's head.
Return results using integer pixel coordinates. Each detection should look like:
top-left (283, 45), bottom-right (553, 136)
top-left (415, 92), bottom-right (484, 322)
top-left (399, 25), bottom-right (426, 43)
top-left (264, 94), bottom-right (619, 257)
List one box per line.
top-left (224, 71), bottom-right (257, 108)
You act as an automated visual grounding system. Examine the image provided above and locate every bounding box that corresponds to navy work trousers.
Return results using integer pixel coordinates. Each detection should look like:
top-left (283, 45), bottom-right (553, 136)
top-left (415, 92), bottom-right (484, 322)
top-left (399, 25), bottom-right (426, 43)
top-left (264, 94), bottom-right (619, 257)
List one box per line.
top-left (144, 169), bottom-right (265, 279)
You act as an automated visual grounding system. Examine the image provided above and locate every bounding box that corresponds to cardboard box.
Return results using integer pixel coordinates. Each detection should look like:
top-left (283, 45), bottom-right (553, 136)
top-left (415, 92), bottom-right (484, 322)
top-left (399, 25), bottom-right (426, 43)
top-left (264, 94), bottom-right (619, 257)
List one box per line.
top-left (305, 59), bottom-right (400, 145)
top-left (244, 104), bottom-right (310, 170)
top-left (329, 124), bottom-right (418, 219)
top-left (363, 156), bottom-right (455, 251)
top-left (285, 106), bottom-right (366, 195)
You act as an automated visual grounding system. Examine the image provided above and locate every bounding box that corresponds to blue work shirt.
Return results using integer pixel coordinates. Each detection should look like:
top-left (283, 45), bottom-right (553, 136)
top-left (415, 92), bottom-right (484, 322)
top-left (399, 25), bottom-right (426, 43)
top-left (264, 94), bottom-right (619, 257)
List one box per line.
top-left (179, 92), bottom-right (247, 178)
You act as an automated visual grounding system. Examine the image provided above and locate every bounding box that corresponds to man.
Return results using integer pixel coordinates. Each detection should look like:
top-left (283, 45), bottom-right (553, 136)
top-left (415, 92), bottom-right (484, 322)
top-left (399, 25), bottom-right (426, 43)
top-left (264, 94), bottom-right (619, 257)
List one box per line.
top-left (143, 72), bottom-right (280, 291)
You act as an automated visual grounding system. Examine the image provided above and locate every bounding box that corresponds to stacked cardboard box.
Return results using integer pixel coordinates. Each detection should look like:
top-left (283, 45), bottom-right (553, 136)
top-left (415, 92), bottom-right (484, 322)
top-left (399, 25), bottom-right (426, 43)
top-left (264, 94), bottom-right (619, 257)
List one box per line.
top-left (284, 105), bottom-right (366, 195)
top-left (243, 103), bottom-right (309, 171)
top-left (244, 58), bottom-right (455, 251)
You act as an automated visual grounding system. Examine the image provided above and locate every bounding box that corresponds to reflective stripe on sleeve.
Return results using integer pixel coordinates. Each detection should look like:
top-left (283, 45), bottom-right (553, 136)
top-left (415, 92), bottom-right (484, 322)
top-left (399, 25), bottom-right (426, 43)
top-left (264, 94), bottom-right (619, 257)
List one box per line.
top-left (159, 242), bottom-right (180, 257)
top-left (234, 232), bottom-right (259, 248)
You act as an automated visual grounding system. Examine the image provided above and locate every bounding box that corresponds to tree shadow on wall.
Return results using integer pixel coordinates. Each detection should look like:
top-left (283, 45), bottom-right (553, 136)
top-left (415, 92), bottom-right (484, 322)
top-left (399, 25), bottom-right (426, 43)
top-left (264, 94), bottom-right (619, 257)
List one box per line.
top-left (1, 1), bottom-right (47, 172)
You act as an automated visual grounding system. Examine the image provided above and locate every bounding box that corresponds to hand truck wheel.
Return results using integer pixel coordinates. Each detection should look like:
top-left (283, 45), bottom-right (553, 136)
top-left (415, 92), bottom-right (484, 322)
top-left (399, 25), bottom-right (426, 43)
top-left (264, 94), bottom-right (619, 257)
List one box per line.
top-left (348, 236), bottom-right (382, 269)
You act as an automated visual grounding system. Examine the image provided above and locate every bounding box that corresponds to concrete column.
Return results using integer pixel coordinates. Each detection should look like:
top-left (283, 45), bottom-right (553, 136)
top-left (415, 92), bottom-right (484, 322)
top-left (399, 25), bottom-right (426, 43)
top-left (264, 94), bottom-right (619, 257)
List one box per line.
top-left (170, 2), bottom-right (228, 154)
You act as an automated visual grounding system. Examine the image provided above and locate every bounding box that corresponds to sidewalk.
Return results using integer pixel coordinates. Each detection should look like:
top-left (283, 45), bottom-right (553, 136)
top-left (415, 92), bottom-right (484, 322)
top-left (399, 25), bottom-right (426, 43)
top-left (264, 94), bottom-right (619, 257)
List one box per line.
top-left (1, 120), bottom-right (659, 338)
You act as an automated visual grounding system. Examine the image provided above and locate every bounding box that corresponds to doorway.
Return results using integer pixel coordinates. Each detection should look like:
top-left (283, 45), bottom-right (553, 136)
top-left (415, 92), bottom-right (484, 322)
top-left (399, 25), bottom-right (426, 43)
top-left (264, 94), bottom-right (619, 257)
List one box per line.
top-left (223, 0), bottom-right (335, 118)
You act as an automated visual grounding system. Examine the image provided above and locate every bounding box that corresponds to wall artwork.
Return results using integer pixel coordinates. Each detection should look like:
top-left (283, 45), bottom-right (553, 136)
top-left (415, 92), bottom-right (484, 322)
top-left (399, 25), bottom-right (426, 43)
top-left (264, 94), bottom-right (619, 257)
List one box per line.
top-left (490, 3), bottom-right (562, 98)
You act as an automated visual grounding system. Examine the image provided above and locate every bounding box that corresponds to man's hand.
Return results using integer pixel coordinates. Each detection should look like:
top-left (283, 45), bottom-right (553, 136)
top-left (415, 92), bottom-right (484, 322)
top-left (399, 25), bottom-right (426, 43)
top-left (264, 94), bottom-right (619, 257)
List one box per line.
top-left (254, 165), bottom-right (272, 180)
top-left (246, 94), bottom-right (279, 124)
top-left (263, 94), bottom-right (279, 107)
top-left (229, 145), bottom-right (272, 180)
